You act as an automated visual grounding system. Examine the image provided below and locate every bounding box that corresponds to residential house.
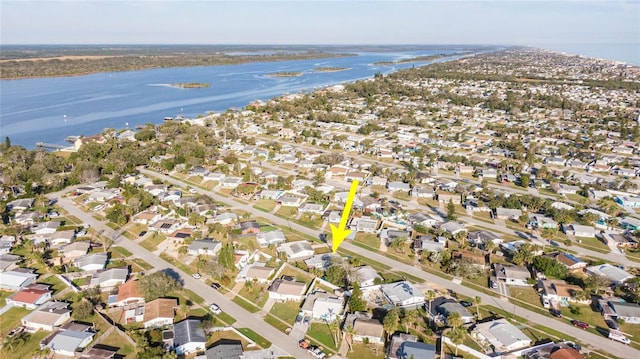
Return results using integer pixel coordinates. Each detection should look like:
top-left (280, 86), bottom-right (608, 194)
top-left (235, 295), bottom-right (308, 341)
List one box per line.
top-left (562, 224), bottom-right (596, 238)
top-left (387, 333), bottom-right (418, 359)
top-left (344, 312), bottom-right (384, 345)
top-left (586, 264), bottom-right (634, 284)
top-left (79, 347), bottom-right (117, 359)
top-left (544, 252), bottom-right (587, 272)
top-left (143, 298), bottom-right (177, 328)
top-left (599, 300), bottom-right (640, 324)
top-left (5, 284), bottom-right (52, 309)
top-left (304, 254), bottom-right (333, 271)
top-left (601, 231), bottom-right (638, 249)
top-left (0, 253), bottom-right (22, 272)
top-left (451, 250), bottom-right (487, 269)
top-left (173, 319), bottom-right (207, 355)
top-left (213, 212), bottom-right (238, 226)
top-left (494, 264), bottom-right (531, 286)
top-left (353, 266), bottom-right (382, 287)
top-left (133, 211), bottom-right (162, 225)
top-left (621, 216), bottom-right (640, 231)
top-left (278, 194), bottom-right (305, 207)
top-left (408, 212), bottom-right (441, 228)
top-left (472, 318), bottom-right (531, 354)
top-left (411, 186), bottom-right (435, 199)
top-left (439, 221), bottom-right (467, 236)
top-left (467, 230), bottom-right (503, 248)
top-left (7, 198), bottom-right (35, 212)
top-left (256, 230), bottom-right (286, 247)
top-left (437, 301), bottom-right (475, 324)
top-left (109, 280), bottom-right (145, 308)
top-left (89, 267), bottom-right (128, 290)
top-left (529, 215), bottom-right (558, 230)
top-left (298, 202), bottom-right (326, 215)
top-left (349, 217), bottom-right (379, 233)
top-left (188, 239), bottom-right (222, 256)
top-left (379, 229), bottom-right (411, 246)
top-left (397, 342), bottom-right (436, 359)
top-left (167, 228), bottom-right (193, 244)
top-left (437, 192), bottom-right (461, 204)
top-left (268, 278), bottom-right (307, 302)
top-left (537, 279), bottom-right (586, 308)
top-left (73, 252), bottom-right (108, 272)
top-left (380, 281), bottom-right (425, 308)
top-left (22, 301), bottom-right (71, 332)
top-left (465, 199), bottom-right (491, 213)
top-left (0, 269), bottom-right (38, 291)
top-left (312, 297), bottom-right (344, 321)
top-left (13, 212), bottom-right (41, 226)
top-left (277, 241), bottom-right (314, 261)
top-left (204, 340), bottom-right (244, 359)
top-left (237, 220), bottom-right (261, 235)
top-left (221, 177), bottom-right (243, 189)
top-left (387, 181), bottom-right (411, 193)
top-left (60, 241), bottom-right (90, 263)
top-left (478, 168), bottom-right (498, 179)
top-left (495, 208), bottom-right (522, 220)
top-left (0, 236), bottom-right (16, 254)
top-left (413, 235), bottom-right (446, 254)
top-left (615, 195), bottom-right (640, 208)
top-left (43, 326), bottom-right (95, 357)
top-left (32, 221), bottom-right (61, 235)
top-left (236, 262), bottom-right (276, 283)
top-left (257, 190), bottom-right (283, 200)
top-left (150, 219), bottom-right (180, 234)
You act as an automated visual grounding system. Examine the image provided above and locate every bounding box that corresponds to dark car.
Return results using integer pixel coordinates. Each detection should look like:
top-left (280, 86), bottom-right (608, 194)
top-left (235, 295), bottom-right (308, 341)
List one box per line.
top-left (605, 319), bottom-right (620, 330)
top-left (490, 280), bottom-right (498, 289)
top-left (210, 282), bottom-right (221, 290)
top-left (550, 309), bottom-right (562, 318)
top-left (460, 301), bottom-right (473, 307)
top-left (571, 320), bottom-right (589, 330)
top-left (138, 231), bottom-right (147, 237)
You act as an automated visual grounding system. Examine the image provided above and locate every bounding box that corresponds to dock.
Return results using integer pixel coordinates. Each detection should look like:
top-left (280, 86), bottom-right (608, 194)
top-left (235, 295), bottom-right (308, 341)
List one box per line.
top-left (36, 142), bottom-right (67, 150)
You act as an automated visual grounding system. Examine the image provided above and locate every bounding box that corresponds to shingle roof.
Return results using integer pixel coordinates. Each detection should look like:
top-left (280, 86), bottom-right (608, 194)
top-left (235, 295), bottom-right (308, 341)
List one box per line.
top-left (174, 319), bottom-right (206, 346)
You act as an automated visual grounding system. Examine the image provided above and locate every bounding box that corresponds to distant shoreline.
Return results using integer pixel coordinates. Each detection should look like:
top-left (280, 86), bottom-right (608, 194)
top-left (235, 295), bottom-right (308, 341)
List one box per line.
top-left (265, 71), bottom-right (303, 77)
top-left (171, 82), bottom-right (210, 88)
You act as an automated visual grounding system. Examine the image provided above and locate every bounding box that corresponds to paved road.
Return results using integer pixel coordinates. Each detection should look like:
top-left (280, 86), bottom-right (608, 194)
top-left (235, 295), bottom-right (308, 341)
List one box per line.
top-left (139, 168), bottom-right (639, 358)
top-left (49, 192), bottom-right (313, 359)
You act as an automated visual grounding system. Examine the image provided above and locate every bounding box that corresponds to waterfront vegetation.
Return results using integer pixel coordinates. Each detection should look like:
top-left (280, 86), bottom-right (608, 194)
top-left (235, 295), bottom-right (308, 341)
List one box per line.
top-left (171, 82), bottom-right (210, 88)
top-left (266, 71), bottom-right (303, 77)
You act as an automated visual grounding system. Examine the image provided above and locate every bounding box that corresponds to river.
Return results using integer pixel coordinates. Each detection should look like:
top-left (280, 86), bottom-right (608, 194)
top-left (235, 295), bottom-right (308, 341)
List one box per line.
top-left (0, 47), bottom-right (482, 148)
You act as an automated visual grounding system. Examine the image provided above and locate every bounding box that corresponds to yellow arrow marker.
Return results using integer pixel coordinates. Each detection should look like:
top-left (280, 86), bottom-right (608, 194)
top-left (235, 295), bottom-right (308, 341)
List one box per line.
top-left (330, 180), bottom-right (359, 253)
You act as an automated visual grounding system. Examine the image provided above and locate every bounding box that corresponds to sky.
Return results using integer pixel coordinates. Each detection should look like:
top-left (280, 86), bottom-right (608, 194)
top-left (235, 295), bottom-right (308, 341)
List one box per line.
top-left (1, 0), bottom-right (639, 47)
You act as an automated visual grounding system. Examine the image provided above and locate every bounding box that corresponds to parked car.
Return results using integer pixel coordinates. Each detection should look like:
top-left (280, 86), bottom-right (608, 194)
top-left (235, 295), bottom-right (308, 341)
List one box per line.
top-left (138, 231), bottom-right (147, 237)
top-left (298, 339), bottom-right (310, 349)
top-left (571, 320), bottom-right (589, 330)
top-left (303, 316), bottom-right (311, 325)
top-left (609, 330), bottom-right (630, 345)
top-left (550, 309), bottom-right (562, 318)
top-left (490, 280), bottom-right (498, 289)
top-left (210, 282), bottom-right (221, 290)
top-left (308, 346), bottom-right (326, 358)
top-left (192, 273), bottom-right (202, 279)
top-left (605, 319), bottom-right (620, 330)
top-left (460, 301), bottom-right (473, 307)
top-left (295, 313), bottom-right (303, 324)
top-left (209, 303), bottom-right (222, 314)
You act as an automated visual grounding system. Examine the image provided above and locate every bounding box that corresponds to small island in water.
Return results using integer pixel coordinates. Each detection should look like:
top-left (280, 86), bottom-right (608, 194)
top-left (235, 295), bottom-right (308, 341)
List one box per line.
top-left (266, 71), bottom-right (303, 77)
top-left (171, 82), bottom-right (210, 88)
top-left (314, 67), bottom-right (349, 72)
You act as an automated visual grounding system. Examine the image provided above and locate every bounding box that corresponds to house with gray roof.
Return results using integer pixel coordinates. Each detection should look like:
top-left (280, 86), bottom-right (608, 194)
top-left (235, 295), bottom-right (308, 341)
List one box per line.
top-left (494, 264), bottom-right (530, 286)
top-left (380, 281), bottom-right (424, 308)
top-left (0, 253), bottom-right (22, 272)
top-left (585, 264), bottom-right (634, 284)
top-left (22, 301), bottom-right (71, 332)
top-left (473, 318), bottom-right (531, 354)
top-left (439, 221), bottom-right (467, 236)
top-left (173, 319), bottom-right (206, 355)
top-left (277, 241), bottom-right (314, 261)
top-left (304, 253), bottom-right (333, 270)
top-left (7, 198), bottom-right (34, 212)
top-left (387, 181), bottom-right (411, 192)
top-left (73, 252), bottom-right (108, 272)
top-left (413, 235), bottom-right (446, 253)
top-left (353, 265), bottom-right (382, 287)
top-left (495, 208), bottom-right (522, 220)
top-left (398, 342), bottom-right (436, 359)
top-left (43, 326), bottom-right (95, 357)
top-left (256, 230), bottom-right (286, 247)
top-left (204, 340), bottom-right (243, 359)
top-left (599, 301), bottom-right (640, 324)
top-left (89, 267), bottom-right (128, 290)
top-left (467, 230), bottom-right (503, 248)
top-left (187, 239), bottom-right (222, 256)
top-left (436, 302), bottom-right (474, 325)
top-left (349, 217), bottom-right (379, 233)
top-left (0, 269), bottom-right (38, 291)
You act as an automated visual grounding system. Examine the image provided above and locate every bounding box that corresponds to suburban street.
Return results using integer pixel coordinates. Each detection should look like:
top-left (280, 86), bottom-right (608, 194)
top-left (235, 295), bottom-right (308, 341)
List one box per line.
top-left (48, 190), bottom-right (315, 359)
top-left (139, 168), bottom-right (640, 358)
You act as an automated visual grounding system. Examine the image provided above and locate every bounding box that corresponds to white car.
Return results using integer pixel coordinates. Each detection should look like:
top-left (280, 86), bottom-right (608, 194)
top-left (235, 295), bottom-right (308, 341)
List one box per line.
top-left (209, 304), bottom-right (222, 314)
top-left (192, 273), bottom-right (202, 279)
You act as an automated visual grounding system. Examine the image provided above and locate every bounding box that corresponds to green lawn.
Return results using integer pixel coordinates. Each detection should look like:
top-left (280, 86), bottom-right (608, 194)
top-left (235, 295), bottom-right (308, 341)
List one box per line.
top-left (392, 191), bottom-right (410, 201)
top-left (509, 287), bottom-right (542, 308)
top-left (237, 282), bottom-right (269, 308)
top-left (39, 275), bottom-right (67, 294)
top-left (269, 301), bottom-right (301, 325)
top-left (307, 322), bottom-right (339, 351)
top-left (99, 330), bottom-right (136, 358)
top-left (278, 265), bottom-right (314, 283)
top-left (130, 258), bottom-right (153, 271)
top-left (276, 206), bottom-right (298, 218)
top-left (232, 295), bottom-right (261, 313)
top-left (346, 343), bottom-right (385, 359)
top-left (207, 329), bottom-right (251, 348)
top-left (140, 233), bottom-right (166, 251)
top-left (0, 290), bottom-right (13, 308)
top-left (354, 233), bottom-right (380, 249)
top-left (237, 328), bottom-right (272, 349)
top-left (297, 213), bottom-right (324, 229)
top-left (112, 246), bottom-right (133, 257)
top-left (0, 306), bottom-right (31, 334)
top-left (0, 329), bottom-right (49, 359)
top-left (574, 236), bottom-right (610, 253)
top-left (254, 199), bottom-right (277, 212)
top-left (264, 313), bottom-right (291, 333)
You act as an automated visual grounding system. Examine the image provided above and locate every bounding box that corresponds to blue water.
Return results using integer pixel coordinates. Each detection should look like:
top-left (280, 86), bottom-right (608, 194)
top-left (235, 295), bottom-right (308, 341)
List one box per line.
top-left (0, 48), bottom-right (475, 148)
top-left (540, 43), bottom-right (639, 66)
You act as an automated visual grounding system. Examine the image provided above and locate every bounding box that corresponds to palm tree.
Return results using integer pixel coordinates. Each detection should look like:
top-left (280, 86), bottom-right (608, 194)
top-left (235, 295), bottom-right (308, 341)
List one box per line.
top-left (327, 319), bottom-right (340, 347)
top-left (401, 310), bottom-right (418, 333)
top-left (473, 296), bottom-right (482, 320)
top-left (448, 327), bottom-right (467, 356)
top-left (343, 324), bottom-right (356, 352)
top-left (447, 312), bottom-right (462, 329)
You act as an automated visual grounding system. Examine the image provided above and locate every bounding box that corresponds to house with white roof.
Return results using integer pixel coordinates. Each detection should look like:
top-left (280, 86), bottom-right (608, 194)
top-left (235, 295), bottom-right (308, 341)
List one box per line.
top-left (236, 262), bottom-right (276, 283)
top-left (22, 301), bottom-right (71, 332)
top-left (353, 266), bottom-right (382, 287)
top-left (256, 230), bottom-right (286, 247)
top-left (562, 224), bottom-right (596, 238)
top-left (73, 252), bottom-right (108, 272)
top-left (44, 327), bottom-right (95, 356)
top-left (349, 217), bottom-right (379, 233)
top-left (187, 239), bottom-right (222, 256)
top-left (312, 297), bottom-right (344, 321)
top-left (586, 264), bottom-right (634, 284)
top-left (89, 267), bottom-right (128, 290)
top-left (472, 318), bottom-right (531, 354)
top-left (268, 278), bottom-right (307, 302)
top-left (494, 264), bottom-right (530, 286)
top-left (277, 241), bottom-right (314, 261)
top-left (380, 281), bottom-right (424, 308)
top-left (0, 269), bottom-right (38, 291)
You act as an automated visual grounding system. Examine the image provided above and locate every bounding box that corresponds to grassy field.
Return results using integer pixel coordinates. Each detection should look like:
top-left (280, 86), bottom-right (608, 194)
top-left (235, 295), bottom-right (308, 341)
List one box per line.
top-left (237, 283), bottom-right (269, 308)
top-left (0, 330), bottom-right (49, 359)
top-left (112, 246), bottom-right (133, 257)
top-left (269, 301), bottom-right (301, 324)
top-left (0, 290), bottom-right (13, 308)
top-left (0, 306), bottom-right (31, 334)
top-left (346, 342), bottom-right (385, 359)
top-left (276, 206), bottom-right (298, 218)
top-left (392, 191), bottom-right (410, 201)
top-left (574, 236), bottom-right (610, 253)
top-left (139, 233), bottom-right (166, 251)
top-left (130, 258), bottom-right (154, 271)
top-left (232, 295), bottom-right (261, 313)
top-left (354, 233), bottom-right (381, 249)
top-left (39, 274), bottom-right (67, 294)
top-left (254, 199), bottom-right (277, 212)
top-left (207, 329), bottom-right (252, 348)
top-left (307, 322), bottom-right (339, 351)
top-left (99, 330), bottom-right (136, 358)
top-left (237, 328), bottom-right (272, 348)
